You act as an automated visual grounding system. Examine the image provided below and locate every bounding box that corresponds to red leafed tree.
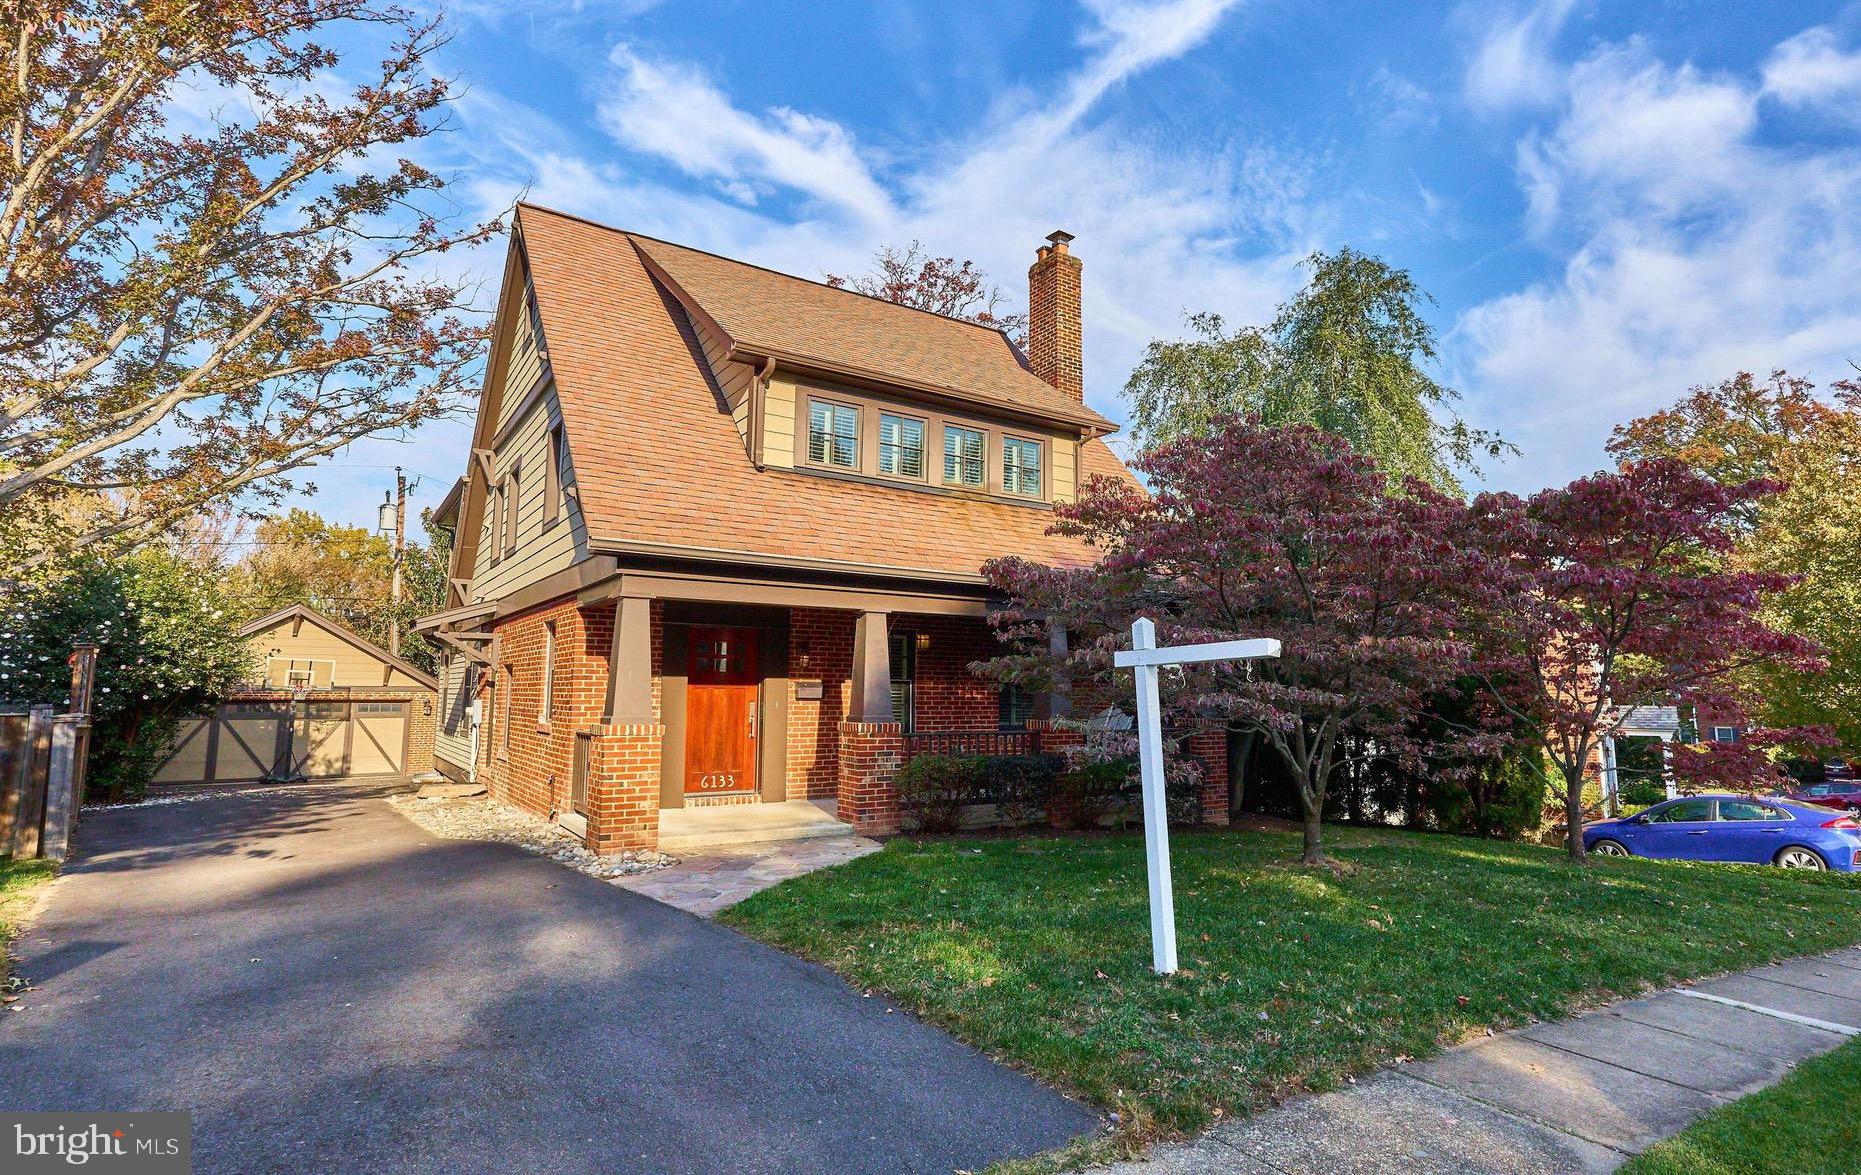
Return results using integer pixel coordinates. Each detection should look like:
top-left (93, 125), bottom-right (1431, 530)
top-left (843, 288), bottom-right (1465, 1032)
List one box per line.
top-left (1471, 459), bottom-right (1821, 862)
top-left (983, 421), bottom-right (1513, 865)
top-left (1, 1), bottom-right (499, 568)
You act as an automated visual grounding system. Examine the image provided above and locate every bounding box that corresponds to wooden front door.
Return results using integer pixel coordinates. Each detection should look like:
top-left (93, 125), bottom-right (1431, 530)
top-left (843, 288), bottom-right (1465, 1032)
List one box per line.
top-left (685, 626), bottom-right (759, 796)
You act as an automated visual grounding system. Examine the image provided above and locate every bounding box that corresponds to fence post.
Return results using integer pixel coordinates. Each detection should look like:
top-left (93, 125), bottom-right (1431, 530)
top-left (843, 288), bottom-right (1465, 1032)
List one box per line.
top-left (41, 716), bottom-right (80, 861)
top-left (11, 706), bottom-right (54, 858)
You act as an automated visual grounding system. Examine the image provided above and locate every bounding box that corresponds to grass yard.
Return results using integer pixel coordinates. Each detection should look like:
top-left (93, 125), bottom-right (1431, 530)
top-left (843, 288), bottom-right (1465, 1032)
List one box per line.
top-left (1622, 1037), bottom-right (1861, 1174)
top-left (0, 856), bottom-right (55, 978)
top-left (722, 825), bottom-right (1861, 1145)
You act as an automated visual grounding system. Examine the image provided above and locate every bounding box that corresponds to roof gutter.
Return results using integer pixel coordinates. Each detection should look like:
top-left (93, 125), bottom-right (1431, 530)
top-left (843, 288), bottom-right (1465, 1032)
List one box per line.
top-left (587, 535), bottom-right (993, 587)
top-left (731, 343), bottom-right (1110, 436)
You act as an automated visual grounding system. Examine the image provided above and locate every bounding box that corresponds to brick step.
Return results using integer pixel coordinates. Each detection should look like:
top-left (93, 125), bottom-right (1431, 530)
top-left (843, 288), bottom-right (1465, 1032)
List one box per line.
top-left (657, 799), bottom-right (857, 853)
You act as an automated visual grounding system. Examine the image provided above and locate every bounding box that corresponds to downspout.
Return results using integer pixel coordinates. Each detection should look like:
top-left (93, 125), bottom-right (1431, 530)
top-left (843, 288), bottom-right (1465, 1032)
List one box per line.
top-left (750, 356), bottom-right (775, 470)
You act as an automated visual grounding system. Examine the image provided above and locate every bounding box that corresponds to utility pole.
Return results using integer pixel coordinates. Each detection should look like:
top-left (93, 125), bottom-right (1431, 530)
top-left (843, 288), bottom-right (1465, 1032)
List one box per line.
top-left (381, 466), bottom-right (407, 657)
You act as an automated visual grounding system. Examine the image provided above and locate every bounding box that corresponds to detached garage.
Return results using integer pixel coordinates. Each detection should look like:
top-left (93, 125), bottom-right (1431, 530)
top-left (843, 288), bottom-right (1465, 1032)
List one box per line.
top-left (153, 605), bottom-right (438, 785)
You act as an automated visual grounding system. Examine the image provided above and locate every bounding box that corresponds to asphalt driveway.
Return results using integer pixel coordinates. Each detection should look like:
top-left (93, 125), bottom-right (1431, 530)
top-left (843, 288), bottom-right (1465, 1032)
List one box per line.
top-left (0, 781), bottom-right (1094, 1173)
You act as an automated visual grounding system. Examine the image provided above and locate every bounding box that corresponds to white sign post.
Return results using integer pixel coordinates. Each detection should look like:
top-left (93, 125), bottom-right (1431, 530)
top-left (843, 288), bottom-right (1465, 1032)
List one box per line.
top-left (1113, 618), bottom-right (1281, 974)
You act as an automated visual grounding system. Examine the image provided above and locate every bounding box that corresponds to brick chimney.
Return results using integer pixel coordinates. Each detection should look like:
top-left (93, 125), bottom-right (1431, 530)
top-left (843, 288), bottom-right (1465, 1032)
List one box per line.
top-left (1027, 229), bottom-right (1083, 401)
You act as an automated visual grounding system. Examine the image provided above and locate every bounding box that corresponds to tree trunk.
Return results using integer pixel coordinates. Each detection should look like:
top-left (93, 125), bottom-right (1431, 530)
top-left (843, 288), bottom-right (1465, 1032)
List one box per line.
top-left (1298, 786), bottom-right (1327, 864)
top-left (1564, 765), bottom-right (1588, 864)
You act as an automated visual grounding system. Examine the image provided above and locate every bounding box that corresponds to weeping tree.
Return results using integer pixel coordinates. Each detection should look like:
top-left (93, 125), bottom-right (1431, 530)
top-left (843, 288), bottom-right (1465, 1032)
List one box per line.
top-left (1125, 248), bottom-right (1510, 492)
top-left (1, 0), bottom-right (498, 569)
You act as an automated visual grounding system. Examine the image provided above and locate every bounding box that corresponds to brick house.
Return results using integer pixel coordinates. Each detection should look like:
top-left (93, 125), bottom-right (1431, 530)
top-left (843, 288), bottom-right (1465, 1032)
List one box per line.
top-left (417, 204), bottom-right (1228, 852)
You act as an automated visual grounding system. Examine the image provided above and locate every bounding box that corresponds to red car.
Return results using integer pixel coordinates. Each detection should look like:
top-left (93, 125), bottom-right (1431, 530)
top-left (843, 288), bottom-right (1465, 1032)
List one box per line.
top-left (1790, 781), bottom-right (1861, 811)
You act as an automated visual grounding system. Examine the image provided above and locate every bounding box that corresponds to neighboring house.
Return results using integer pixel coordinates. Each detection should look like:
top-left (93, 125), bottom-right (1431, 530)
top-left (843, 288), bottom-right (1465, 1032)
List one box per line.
top-left (153, 605), bottom-right (438, 785)
top-left (418, 203), bottom-right (1229, 853)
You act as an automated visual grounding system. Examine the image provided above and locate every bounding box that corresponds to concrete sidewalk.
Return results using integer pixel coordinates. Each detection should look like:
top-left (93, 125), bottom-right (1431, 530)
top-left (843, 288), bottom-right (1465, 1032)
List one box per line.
top-left (1105, 946), bottom-right (1861, 1174)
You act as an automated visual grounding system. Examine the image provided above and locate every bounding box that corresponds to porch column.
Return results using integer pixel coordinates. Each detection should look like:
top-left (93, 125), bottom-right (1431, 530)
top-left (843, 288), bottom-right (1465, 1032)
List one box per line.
top-left (847, 610), bottom-right (892, 724)
top-left (587, 594), bottom-right (662, 855)
top-left (605, 595), bottom-right (654, 723)
top-left (841, 609), bottom-right (902, 834)
top-left (1035, 622), bottom-right (1072, 720)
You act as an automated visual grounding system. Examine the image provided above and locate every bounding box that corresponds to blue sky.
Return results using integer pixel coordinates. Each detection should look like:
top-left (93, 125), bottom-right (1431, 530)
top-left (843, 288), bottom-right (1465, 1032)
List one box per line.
top-left (311, 0), bottom-right (1861, 530)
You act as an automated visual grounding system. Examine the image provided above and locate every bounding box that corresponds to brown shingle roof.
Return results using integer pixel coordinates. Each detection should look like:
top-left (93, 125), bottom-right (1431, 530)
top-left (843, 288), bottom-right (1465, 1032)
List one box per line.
top-left (516, 204), bottom-right (1135, 583)
top-left (631, 234), bottom-right (1112, 431)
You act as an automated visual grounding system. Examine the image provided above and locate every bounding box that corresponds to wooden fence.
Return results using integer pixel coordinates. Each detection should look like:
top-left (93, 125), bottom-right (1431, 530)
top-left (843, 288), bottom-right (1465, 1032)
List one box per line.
top-left (0, 644), bottom-right (98, 862)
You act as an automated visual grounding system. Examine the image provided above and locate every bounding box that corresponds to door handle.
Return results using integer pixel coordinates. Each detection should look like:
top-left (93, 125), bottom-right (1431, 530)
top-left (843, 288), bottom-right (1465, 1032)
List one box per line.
top-left (747, 701), bottom-right (756, 740)
top-left (1686, 830), bottom-right (1709, 835)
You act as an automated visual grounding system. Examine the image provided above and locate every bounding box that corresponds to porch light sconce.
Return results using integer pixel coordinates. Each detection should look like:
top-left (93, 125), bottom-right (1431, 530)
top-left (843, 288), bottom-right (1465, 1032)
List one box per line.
top-left (915, 632), bottom-right (931, 653)
top-left (797, 639), bottom-right (812, 669)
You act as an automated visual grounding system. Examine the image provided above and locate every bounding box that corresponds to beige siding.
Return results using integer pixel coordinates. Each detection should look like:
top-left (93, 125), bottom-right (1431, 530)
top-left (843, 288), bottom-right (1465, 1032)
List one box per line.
top-left (495, 279), bottom-right (548, 435)
top-left (1052, 439), bottom-right (1078, 504)
top-left (689, 313), bottom-right (756, 453)
top-left (470, 383), bottom-right (588, 599)
top-left (763, 373), bottom-right (797, 469)
top-left (434, 654), bottom-right (476, 775)
top-left (245, 617), bottom-right (425, 689)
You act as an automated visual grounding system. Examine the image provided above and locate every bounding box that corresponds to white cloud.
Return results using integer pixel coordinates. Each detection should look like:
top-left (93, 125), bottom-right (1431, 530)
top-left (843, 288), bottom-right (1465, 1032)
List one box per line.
top-left (1454, 36), bottom-right (1861, 491)
top-left (596, 47), bottom-right (897, 225)
top-left (1763, 26), bottom-right (1861, 110)
top-left (1463, 0), bottom-right (1578, 112)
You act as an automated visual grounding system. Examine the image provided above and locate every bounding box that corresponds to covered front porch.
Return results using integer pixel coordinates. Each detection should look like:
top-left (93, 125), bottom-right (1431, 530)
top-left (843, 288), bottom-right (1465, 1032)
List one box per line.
top-left (548, 569), bottom-right (1080, 854)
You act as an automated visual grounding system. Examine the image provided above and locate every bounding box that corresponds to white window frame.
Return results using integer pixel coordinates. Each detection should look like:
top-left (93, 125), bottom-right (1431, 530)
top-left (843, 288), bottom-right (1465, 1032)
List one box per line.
top-left (806, 398), bottom-right (860, 470)
top-left (1002, 435), bottom-right (1044, 498)
top-left (541, 621), bottom-right (557, 725)
top-left (878, 411), bottom-right (926, 480)
top-left (943, 423), bottom-right (985, 489)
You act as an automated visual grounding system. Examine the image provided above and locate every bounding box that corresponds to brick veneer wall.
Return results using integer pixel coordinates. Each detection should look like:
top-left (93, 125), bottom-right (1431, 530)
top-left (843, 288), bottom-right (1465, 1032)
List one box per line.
top-left (892, 615), bottom-right (1004, 731)
top-left (1185, 728), bottom-right (1230, 826)
top-left (481, 596), bottom-right (664, 851)
top-left (787, 607), bottom-right (853, 800)
top-left (838, 720), bottom-right (902, 834)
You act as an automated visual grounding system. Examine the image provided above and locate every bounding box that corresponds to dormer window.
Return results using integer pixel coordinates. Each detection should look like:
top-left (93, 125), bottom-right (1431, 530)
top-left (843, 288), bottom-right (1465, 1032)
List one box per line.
top-left (943, 425), bottom-right (984, 488)
top-left (1003, 437), bottom-right (1043, 498)
top-left (879, 413), bottom-right (924, 478)
top-left (808, 400), bottom-right (858, 469)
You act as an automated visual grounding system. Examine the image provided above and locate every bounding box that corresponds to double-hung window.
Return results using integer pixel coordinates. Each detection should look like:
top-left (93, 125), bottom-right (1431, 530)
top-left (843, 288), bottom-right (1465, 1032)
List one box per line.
top-left (943, 425), bottom-right (985, 488)
top-left (1002, 437), bottom-right (1043, 498)
top-left (808, 401), bottom-right (859, 469)
top-left (879, 413), bottom-right (924, 478)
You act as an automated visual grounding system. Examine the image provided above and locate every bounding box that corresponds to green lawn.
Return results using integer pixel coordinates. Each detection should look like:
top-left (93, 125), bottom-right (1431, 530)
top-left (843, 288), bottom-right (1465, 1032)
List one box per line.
top-left (1623, 1037), bottom-right (1861, 1174)
top-left (722, 825), bottom-right (1861, 1144)
top-left (0, 856), bottom-right (56, 979)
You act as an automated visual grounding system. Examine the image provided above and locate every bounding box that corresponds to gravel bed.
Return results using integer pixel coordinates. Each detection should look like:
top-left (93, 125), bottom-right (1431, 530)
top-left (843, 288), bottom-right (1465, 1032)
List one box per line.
top-left (389, 794), bottom-right (675, 879)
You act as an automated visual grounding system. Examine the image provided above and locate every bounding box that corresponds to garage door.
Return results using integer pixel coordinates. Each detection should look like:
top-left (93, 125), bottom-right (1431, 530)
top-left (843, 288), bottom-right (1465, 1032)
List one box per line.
top-left (350, 702), bottom-right (408, 774)
top-left (152, 698), bottom-right (406, 783)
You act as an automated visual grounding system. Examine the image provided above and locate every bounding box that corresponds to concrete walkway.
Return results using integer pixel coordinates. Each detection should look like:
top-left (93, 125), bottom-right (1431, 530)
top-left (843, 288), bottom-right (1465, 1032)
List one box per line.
top-left (0, 779), bottom-right (1093, 1173)
top-left (1106, 947), bottom-right (1861, 1174)
top-left (617, 834), bottom-right (882, 917)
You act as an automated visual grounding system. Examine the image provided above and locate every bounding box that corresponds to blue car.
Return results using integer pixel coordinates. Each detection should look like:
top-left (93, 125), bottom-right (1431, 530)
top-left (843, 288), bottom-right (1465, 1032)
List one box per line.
top-left (1584, 794), bottom-right (1861, 872)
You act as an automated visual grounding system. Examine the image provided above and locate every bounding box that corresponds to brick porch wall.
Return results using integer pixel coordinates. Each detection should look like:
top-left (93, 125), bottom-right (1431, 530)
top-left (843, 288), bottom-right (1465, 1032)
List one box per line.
top-left (481, 596), bottom-right (664, 846)
top-left (584, 722), bottom-right (663, 852)
top-left (1185, 728), bottom-right (1230, 826)
top-left (838, 720), bottom-right (903, 834)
